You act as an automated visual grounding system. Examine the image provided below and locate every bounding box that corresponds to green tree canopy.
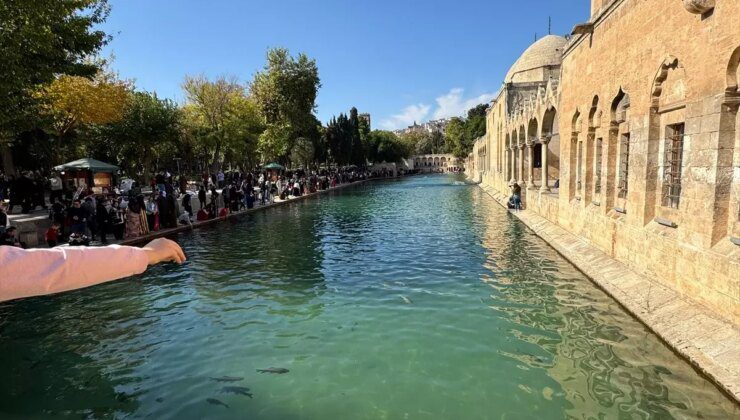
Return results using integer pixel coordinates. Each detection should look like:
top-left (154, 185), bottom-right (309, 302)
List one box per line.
top-left (0, 0), bottom-right (111, 173)
top-left (250, 47), bottom-right (321, 163)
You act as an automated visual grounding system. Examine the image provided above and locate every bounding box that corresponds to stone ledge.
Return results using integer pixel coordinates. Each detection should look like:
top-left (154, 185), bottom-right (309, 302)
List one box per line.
top-left (118, 178), bottom-right (373, 247)
top-left (478, 184), bottom-right (740, 403)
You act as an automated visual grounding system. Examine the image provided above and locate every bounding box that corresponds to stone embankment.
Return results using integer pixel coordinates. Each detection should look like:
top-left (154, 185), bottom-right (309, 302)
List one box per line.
top-left (478, 183), bottom-right (740, 403)
top-left (119, 179), bottom-right (370, 246)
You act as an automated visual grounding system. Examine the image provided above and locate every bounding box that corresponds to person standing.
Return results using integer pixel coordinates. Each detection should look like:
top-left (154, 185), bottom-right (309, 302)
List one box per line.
top-left (217, 170), bottom-right (225, 189)
top-left (181, 192), bottom-right (192, 219)
top-left (96, 199), bottom-right (111, 244)
top-left (50, 198), bottom-right (66, 240)
top-left (67, 199), bottom-right (88, 235)
top-left (198, 185), bottom-right (207, 212)
top-left (49, 172), bottom-right (64, 204)
top-left (0, 206), bottom-right (8, 236)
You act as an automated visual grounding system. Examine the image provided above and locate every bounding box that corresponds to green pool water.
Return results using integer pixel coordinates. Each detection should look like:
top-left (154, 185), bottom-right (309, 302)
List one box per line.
top-left (0, 174), bottom-right (736, 419)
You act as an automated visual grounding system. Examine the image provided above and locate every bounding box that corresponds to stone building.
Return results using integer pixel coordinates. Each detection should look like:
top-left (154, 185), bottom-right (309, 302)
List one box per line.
top-left (469, 0), bottom-right (739, 323)
top-left (410, 154), bottom-right (463, 172)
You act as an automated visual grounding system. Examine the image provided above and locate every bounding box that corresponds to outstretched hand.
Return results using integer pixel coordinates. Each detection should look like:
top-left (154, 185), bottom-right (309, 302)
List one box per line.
top-left (142, 238), bottom-right (186, 266)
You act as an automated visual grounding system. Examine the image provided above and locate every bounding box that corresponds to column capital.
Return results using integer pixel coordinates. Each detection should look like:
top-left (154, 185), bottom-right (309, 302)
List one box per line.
top-left (540, 136), bottom-right (551, 145)
top-left (517, 144), bottom-right (525, 150)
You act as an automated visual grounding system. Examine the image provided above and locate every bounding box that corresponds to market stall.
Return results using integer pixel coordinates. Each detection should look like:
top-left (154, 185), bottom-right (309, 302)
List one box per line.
top-left (54, 158), bottom-right (120, 194)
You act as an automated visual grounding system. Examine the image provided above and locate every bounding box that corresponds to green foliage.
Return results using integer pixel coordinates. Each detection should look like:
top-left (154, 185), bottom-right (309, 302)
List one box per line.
top-left (86, 91), bottom-right (180, 182)
top-left (365, 130), bottom-right (408, 163)
top-left (290, 137), bottom-right (315, 169)
top-left (258, 122), bottom-right (293, 163)
top-left (0, 0), bottom-right (110, 172)
top-left (182, 75), bottom-right (261, 171)
top-left (443, 103), bottom-right (490, 158)
top-left (250, 47), bottom-right (321, 162)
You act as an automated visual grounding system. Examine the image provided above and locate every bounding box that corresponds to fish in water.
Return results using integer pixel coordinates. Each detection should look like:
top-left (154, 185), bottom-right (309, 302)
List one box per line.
top-left (221, 386), bottom-right (253, 398)
top-left (210, 376), bottom-right (243, 382)
top-left (207, 398), bottom-right (230, 408)
top-left (400, 295), bottom-right (412, 304)
top-left (257, 367), bottom-right (289, 374)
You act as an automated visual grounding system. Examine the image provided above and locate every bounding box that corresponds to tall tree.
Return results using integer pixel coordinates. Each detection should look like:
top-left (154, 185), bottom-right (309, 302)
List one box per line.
top-left (366, 130), bottom-right (408, 163)
top-left (91, 91), bottom-right (180, 182)
top-left (37, 72), bottom-right (130, 163)
top-left (0, 0), bottom-right (111, 173)
top-left (348, 107), bottom-right (364, 166)
top-left (250, 47), bottom-right (321, 163)
top-left (182, 75), bottom-right (246, 171)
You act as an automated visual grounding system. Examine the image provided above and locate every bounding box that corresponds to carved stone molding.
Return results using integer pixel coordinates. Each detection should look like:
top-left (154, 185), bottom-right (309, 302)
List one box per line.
top-left (682, 0), bottom-right (714, 14)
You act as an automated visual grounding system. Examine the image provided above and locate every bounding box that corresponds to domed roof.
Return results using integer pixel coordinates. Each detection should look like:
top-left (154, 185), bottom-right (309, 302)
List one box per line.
top-left (504, 35), bottom-right (566, 83)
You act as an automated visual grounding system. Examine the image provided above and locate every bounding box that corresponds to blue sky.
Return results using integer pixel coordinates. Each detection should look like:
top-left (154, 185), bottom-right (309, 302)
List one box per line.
top-left (100, 0), bottom-right (588, 130)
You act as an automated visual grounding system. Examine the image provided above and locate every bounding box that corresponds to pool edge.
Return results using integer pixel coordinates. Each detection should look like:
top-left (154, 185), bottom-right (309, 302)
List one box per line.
top-left (476, 184), bottom-right (740, 405)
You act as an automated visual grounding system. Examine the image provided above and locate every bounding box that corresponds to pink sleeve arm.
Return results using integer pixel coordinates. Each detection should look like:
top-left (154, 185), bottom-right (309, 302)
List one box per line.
top-left (0, 245), bottom-right (149, 302)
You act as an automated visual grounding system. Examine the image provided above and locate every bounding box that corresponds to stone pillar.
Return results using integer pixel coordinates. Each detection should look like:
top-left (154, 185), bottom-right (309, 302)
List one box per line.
top-left (526, 141), bottom-right (535, 190)
top-left (509, 147), bottom-right (516, 183)
top-left (540, 137), bottom-right (551, 192)
top-left (517, 144), bottom-right (525, 184)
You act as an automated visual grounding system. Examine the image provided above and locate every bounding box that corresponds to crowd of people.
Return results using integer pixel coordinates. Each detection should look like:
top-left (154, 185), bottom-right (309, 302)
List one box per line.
top-left (0, 166), bottom-right (396, 249)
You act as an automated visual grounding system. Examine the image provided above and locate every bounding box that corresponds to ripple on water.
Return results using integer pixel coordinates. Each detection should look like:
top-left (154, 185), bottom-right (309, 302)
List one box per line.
top-left (0, 175), bottom-right (736, 419)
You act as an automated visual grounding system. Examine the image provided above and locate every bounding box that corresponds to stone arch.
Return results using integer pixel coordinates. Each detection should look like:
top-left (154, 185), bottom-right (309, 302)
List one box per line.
top-left (509, 129), bottom-right (518, 181)
top-left (569, 108), bottom-right (582, 199)
top-left (727, 46), bottom-right (740, 95)
top-left (648, 56), bottom-right (687, 219)
top-left (719, 46), bottom-right (740, 242)
top-left (609, 88), bottom-right (632, 210)
top-left (651, 56), bottom-right (687, 110)
top-left (538, 106), bottom-right (559, 191)
top-left (584, 96), bottom-right (601, 202)
top-left (588, 95), bottom-right (601, 129)
top-left (527, 118), bottom-right (541, 187)
top-left (610, 88), bottom-right (630, 125)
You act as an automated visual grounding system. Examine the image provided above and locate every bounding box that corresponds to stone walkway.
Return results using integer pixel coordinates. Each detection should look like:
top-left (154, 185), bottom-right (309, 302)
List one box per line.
top-left (479, 184), bottom-right (740, 403)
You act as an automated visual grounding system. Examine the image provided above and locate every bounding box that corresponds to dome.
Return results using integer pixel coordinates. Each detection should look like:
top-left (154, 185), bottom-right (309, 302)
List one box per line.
top-left (504, 35), bottom-right (567, 83)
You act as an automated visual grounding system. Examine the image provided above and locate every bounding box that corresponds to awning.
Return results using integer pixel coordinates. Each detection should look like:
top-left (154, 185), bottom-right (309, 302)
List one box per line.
top-left (54, 158), bottom-right (119, 173)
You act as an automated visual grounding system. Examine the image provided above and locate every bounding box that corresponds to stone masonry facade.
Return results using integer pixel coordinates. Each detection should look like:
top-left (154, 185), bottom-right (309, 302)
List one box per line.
top-left (469, 0), bottom-right (740, 324)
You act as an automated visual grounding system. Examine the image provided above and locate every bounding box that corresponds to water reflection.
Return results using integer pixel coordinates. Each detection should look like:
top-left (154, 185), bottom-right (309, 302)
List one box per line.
top-left (471, 183), bottom-right (731, 418)
top-left (0, 174), bottom-right (735, 419)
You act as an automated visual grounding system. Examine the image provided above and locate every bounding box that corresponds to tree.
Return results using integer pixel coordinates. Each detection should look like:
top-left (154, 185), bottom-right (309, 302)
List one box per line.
top-left (182, 75), bottom-right (247, 171)
top-left (257, 122), bottom-right (292, 163)
top-left (400, 130), bottom-right (433, 155)
top-left (0, 0), bottom-right (111, 173)
top-left (250, 48), bottom-right (321, 163)
top-left (291, 137), bottom-right (315, 169)
top-left (348, 107), bottom-right (364, 166)
top-left (441, 103), bottom-right (489, 158)
top-left (38, 73), bottom-right (130, 155)
top-left (444, 117), bottom-right (466, 158)
top-left (366, 130), bottom-right (408, 163)
top-left (89, 91), bottom-right (180, 182)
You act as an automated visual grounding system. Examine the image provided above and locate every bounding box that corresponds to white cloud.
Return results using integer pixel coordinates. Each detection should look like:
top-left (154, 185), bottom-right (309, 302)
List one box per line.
top-left (432, 88), bottom-right (497, 120)
top-left (380, 88), bottom-right (496, 130)
top-left (379, 103), bottom-right (431, 130)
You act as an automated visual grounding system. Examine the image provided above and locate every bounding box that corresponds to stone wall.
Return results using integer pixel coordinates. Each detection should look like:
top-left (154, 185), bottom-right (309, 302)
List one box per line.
top-left (470, 0), bottom-right (739, 324)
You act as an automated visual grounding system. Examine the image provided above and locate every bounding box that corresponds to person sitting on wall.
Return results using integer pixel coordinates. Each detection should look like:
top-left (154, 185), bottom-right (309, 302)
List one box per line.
top-left (45, 222), bottom-right (60, 247)
top-left (508, 182), bottom-right (522, 210)
top-left (218, 206), bottom-right (229, 218)
top-left (196, 206), bottom-right (209, 222)
top-left (1, 226), bottom-right (23, 248)
top-left (178, 210), bottom-right (193, 226)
